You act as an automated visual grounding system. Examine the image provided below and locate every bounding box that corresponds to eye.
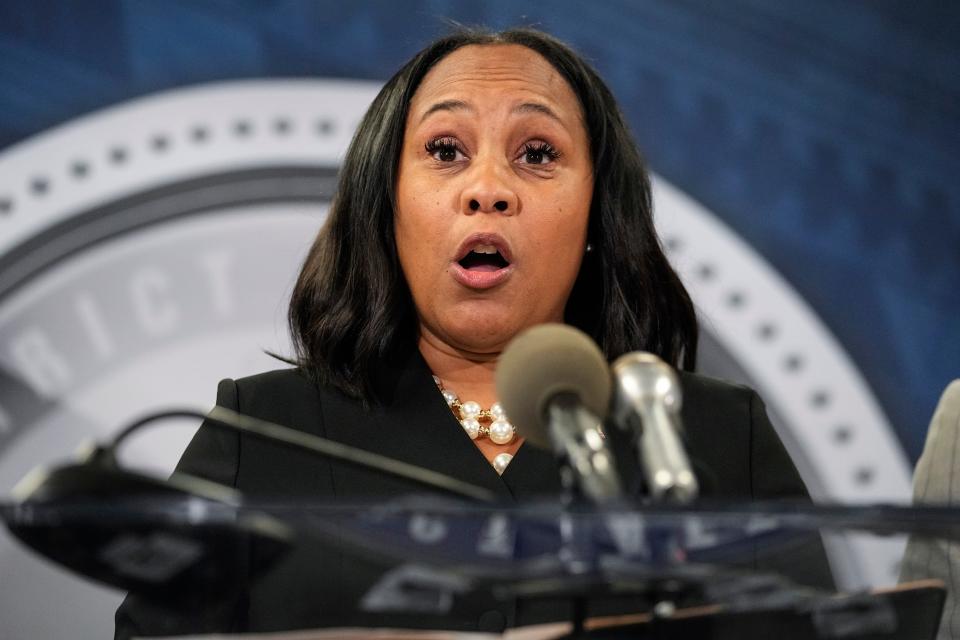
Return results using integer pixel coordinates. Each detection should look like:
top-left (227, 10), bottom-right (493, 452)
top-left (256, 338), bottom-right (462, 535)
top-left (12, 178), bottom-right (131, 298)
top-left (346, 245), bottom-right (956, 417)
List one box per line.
top-left (425, 136), bottom-right (466, 162)
top-left (518, 141), bottom-right (561, 165)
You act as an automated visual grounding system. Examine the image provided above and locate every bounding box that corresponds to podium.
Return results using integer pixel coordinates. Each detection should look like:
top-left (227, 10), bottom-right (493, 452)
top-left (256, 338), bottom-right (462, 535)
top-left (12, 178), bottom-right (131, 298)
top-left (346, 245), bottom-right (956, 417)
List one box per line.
top-left (1, 492), bottom-right (952, 639)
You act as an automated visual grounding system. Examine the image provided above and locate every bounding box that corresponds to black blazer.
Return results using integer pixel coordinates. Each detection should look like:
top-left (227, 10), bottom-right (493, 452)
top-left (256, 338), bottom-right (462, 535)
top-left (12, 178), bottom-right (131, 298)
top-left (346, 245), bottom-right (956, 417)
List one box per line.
top-left (116, 349), bottom-right (832, 637)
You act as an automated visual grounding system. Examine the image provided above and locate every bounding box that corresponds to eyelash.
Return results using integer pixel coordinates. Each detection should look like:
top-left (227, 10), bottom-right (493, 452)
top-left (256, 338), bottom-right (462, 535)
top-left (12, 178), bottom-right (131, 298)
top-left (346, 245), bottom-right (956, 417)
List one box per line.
top-left (423, 137), bottom-right (561, 165)
top-left (520, 141), bottom-right (561, 164)
top-left (424, 137), bottom-right (464, 162)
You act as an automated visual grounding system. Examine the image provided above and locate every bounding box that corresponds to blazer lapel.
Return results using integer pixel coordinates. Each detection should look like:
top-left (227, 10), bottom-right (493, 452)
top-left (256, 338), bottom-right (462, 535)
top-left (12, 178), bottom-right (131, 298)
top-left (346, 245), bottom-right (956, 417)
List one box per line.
top-left (320, 349), bottom-right (515, 502)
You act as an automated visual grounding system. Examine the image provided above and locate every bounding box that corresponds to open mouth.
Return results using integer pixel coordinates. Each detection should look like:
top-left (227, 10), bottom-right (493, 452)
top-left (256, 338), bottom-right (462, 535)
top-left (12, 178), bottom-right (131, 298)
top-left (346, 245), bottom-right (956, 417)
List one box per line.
top-left (457, 244), bottom-right (510, 272)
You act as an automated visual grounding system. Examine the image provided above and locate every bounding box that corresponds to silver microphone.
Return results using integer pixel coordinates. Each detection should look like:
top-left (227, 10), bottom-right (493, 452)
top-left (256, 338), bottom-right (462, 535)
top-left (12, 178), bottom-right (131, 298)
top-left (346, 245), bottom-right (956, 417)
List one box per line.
top-left (611, 352), bottom-right (698, 503)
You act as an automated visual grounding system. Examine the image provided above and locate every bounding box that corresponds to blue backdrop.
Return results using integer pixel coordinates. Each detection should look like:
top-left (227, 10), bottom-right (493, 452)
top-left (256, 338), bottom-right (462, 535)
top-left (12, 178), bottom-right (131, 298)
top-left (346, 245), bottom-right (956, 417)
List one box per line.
top-left (0, 0), bottom-right (957, 461)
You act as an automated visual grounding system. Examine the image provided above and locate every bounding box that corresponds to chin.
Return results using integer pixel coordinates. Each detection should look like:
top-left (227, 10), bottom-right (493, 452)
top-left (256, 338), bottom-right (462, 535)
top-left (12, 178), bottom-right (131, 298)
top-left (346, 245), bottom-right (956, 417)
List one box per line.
top-left (443, 311), bottom-right (563, 355)
top-left (442, 314), bottom-right (525, 354)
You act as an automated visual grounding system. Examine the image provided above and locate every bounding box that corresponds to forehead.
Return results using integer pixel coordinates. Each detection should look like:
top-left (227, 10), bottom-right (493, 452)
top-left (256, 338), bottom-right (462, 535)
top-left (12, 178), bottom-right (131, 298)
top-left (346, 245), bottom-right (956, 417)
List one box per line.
top-left (409, 44), bottom-right (583, 120)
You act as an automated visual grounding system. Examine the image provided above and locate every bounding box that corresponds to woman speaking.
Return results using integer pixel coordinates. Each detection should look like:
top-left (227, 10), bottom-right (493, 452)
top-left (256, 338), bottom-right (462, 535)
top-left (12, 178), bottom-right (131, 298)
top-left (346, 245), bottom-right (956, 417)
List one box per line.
top-left (117, 27), bottom-right (830, 637)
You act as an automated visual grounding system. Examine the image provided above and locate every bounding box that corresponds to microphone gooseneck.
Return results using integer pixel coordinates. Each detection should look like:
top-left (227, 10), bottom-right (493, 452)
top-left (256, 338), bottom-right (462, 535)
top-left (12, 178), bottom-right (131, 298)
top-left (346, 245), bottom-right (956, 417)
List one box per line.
top-left (110, 408), bottom-right (497, 504)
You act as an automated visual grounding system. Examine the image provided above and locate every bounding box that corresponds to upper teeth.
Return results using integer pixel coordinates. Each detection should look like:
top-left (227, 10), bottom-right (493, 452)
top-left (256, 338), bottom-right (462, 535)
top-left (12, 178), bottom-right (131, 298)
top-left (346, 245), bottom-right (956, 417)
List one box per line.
top-left (473, 244), bottom-right (498, 254)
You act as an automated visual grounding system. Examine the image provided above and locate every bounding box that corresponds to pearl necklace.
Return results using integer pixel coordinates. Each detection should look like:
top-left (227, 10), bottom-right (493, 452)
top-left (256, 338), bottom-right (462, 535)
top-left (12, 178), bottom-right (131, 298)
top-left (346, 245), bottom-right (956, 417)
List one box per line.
top-left (433, 376), bottom-right (515, 475)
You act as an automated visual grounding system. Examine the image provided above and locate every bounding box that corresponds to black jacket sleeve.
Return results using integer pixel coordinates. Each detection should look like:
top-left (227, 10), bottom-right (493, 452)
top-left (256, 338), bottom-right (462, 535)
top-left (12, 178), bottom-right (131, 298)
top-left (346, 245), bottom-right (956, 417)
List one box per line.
top-left (174, 379), bottom-right (242, 487)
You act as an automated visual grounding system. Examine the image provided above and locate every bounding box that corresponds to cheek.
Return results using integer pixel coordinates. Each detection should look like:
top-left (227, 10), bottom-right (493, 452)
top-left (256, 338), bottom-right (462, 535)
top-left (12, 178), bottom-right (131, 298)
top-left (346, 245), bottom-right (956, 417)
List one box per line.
top-left (538, 188), bottom-right (590, 242)
top-left (533, 189), bottom-right (590, 282)
top-left (395, 206), bottom-right (447, 294)
top-left (396, 216), bottom-right (427, 282)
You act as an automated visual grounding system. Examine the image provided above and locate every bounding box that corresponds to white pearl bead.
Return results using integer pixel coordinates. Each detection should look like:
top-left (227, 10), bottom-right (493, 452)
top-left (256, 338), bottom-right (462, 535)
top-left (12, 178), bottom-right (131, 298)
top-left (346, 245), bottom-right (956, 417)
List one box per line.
top-left (490, 402), bottom-right (506, 419)
top-left (442, 389), bottom-right (458, 406)
top-left (461, 400), bottom-right (482, 419)
top-left (488, 419), bottom-right (515, 445)
top-left (432, 375), bottom-right (441, 385)
top-left (461, 418), bottom-right (481, 439)
top-left (492, 452), bottom-right (513, 475)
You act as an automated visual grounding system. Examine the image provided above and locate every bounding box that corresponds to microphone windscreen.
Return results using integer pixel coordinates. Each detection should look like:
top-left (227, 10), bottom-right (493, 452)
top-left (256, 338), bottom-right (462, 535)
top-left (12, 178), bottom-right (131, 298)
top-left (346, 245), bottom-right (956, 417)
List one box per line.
top-left (496, 323), bottom-right (610, 449)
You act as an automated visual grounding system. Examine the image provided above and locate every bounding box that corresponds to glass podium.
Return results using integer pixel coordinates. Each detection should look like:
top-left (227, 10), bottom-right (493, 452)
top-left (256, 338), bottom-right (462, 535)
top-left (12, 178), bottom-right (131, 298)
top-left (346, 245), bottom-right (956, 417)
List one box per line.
top-left (2, 480), bottom-right (951, 639)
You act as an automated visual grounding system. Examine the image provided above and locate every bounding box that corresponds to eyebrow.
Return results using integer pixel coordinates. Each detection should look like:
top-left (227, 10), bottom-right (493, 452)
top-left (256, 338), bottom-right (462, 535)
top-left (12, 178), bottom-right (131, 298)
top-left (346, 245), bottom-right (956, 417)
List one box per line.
top-left (418, 100), bottom-right (564, 125)
top-left (419, 99), bottom-right (473, 123)
top-left (512, 102), bottom-right (563, 124)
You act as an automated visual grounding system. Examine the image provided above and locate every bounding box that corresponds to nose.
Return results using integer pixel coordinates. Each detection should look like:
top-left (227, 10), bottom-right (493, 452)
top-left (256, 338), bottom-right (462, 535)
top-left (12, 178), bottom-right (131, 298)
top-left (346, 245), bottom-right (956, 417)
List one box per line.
top-left (460, 160), bottom-right (518, 215)
top-left (469, 198), bottom-right (509, 213)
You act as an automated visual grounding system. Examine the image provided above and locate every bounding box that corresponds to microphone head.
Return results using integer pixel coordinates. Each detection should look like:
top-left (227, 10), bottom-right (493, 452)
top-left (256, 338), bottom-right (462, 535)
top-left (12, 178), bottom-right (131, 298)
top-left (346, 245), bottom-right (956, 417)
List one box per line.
top-left (611, 351), bottom-right (682, 422)
top-left (496, 323), bottom-right (611, 449)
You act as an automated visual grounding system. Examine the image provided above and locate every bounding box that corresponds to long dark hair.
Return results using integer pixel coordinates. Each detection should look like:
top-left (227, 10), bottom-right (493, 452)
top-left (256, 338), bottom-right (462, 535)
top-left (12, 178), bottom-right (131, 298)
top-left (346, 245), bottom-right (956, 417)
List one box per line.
top-left (289, 27), bottom-right (698, 400)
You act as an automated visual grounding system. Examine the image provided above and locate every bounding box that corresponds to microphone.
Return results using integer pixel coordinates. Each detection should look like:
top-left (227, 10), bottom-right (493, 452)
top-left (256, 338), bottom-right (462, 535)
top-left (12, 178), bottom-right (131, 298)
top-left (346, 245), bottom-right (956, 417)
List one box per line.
top-left (6, 438), bottom-right (291, 608)
top-left (4, 406), bottom-right (497, 605)
top-left (496, 323), bottom-right (621, 502)
top-left (611, 352), bottom-right (698, 503)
